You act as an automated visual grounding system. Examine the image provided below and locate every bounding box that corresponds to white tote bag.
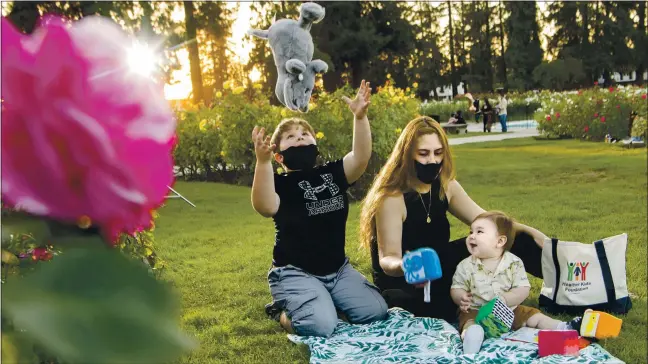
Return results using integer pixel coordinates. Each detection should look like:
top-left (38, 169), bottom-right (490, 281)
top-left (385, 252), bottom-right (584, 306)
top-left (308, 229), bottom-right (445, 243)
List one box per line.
top-left (539, 233), bottom-right (632, 315)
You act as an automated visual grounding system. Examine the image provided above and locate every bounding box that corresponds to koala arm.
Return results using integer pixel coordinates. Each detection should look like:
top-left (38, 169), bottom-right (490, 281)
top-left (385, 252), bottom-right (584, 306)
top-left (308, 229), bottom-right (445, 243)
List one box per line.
top-left (247, 29), bottom-right (269, 39)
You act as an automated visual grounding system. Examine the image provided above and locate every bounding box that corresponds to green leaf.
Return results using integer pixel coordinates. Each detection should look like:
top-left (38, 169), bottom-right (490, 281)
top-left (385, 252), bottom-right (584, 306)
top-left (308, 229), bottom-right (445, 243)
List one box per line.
top-left (2, 246), bottom-right (196, 363)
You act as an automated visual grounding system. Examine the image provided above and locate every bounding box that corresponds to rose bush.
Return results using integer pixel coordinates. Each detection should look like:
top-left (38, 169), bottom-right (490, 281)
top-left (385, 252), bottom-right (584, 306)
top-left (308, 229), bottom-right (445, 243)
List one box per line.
top-left (534, 85), bottom-right (648, 141)
top-left (1, 15), bottom-right (194, 364)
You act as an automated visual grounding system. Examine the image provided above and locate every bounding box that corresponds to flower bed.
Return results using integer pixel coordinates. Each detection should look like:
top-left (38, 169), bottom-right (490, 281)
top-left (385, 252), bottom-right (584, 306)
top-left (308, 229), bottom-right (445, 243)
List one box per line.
top-left (533, 85), bottom-right (648, 141)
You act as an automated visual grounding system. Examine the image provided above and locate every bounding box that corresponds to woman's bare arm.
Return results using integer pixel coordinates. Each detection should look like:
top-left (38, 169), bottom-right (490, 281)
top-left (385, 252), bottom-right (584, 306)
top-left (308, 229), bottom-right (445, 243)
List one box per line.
top-left (375, 195), bottom-right (407, 277)
top-left (446, 180), bottom-right (486, 226)
top-left (447, 179), bottom-right (548, 248)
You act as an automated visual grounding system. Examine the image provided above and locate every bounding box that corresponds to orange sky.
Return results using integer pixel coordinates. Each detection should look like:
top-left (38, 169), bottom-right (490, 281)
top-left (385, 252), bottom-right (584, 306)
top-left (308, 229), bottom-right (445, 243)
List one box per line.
top-left (164, 1), bottom-right (554, 100)
top-left (0, 2), bottom-right (555, 101)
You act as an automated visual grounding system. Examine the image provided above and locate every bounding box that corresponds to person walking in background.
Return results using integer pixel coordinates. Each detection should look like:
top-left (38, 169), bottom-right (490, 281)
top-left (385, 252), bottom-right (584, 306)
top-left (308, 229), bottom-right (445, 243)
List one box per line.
top-left (496, 89), bottom-right (508, 133)
top-left (473, 97), bottom-right (481, 123)
top-left (481, 98), bottom-right (494, 133)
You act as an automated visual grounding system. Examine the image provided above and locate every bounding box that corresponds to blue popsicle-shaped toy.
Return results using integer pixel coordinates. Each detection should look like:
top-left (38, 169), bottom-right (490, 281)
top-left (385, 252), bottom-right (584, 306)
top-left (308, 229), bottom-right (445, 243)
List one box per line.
top-left (402, 248), bottom-right (442, 302)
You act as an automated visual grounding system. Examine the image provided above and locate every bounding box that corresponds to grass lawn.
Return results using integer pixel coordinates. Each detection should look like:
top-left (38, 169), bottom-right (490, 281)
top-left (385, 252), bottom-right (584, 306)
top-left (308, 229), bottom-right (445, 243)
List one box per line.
top-left (155, 138), bottom-right (647, 363)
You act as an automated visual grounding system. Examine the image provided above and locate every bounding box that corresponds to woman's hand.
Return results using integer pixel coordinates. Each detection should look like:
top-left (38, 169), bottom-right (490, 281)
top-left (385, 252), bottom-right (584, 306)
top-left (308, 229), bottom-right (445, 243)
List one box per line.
top-left (514, 222), bottom-right (548, 249)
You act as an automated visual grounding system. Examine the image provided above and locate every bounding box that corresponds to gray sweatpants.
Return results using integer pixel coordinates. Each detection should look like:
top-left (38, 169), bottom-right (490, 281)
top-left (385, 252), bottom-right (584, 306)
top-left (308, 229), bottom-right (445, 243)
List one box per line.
top-left (267, 258), bottom-right (388, 337)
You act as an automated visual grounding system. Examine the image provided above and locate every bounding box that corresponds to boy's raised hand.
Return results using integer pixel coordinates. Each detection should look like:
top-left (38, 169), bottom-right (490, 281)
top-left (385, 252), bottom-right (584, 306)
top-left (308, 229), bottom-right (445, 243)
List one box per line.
top-left (252, 126), bottom-right (276, 163)
top-left (342, 79), bottom-right (372, 119)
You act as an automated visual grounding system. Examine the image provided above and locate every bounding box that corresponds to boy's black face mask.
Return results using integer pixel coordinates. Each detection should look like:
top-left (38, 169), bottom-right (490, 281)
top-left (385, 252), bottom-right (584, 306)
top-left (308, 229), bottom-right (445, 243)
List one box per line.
top-left (279, 144), bottom-right (319, 170)
top-left (414, 161), bottom-right (442, 184)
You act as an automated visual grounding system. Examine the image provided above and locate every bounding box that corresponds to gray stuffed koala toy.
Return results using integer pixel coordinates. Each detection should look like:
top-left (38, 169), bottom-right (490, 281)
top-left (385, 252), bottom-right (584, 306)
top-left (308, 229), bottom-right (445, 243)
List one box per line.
top-left (248, 2), bottom-right (328, 113)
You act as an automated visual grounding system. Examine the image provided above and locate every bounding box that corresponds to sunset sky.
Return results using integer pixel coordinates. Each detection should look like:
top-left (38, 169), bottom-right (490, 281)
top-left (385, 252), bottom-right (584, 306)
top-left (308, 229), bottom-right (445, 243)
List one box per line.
top-left (1, 2), bottom-right (555, 100)
top-left (164, 1), bottom-right (553, 100)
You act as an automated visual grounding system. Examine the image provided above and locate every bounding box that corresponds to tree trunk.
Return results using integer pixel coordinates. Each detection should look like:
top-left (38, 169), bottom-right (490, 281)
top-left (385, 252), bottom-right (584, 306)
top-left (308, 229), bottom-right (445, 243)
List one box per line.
top-left (498, 1), bottom-right (508, 89)
top-left (184, 1), bottom-right (204, 104)
top-left (635, 1), bottom-right (646, 85)
top-left (594, 1), bottom-right (601, 82)
top-left (580, 2), bottom-right (593, 85)
top-left (447, 1), bottom-right (457, 97)
top-left (485, 3), bottom-right (493, 91)
top-left (351, 59), bottom-right (366, 89)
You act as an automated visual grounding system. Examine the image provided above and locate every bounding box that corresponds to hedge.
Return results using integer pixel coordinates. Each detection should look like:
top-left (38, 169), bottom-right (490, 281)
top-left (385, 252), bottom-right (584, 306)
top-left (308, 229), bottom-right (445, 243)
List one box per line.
top-left (173, 82), bottom-right (420, 198)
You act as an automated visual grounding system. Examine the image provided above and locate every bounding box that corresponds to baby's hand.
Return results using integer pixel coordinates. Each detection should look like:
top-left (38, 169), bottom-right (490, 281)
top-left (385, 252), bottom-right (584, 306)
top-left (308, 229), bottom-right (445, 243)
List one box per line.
top-left (459, 292), bottom-right (473, 313)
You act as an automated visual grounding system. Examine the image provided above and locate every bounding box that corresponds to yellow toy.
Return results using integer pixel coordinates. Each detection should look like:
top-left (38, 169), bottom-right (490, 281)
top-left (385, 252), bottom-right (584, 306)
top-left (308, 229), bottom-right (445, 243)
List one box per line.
top-left (580, 309), bottom-right (622, 339)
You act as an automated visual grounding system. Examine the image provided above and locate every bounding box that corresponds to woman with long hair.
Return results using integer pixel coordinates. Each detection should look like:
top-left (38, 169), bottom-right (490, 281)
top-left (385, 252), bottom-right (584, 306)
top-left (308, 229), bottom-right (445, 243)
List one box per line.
top-left (358, 116), bottom-right (546, 321)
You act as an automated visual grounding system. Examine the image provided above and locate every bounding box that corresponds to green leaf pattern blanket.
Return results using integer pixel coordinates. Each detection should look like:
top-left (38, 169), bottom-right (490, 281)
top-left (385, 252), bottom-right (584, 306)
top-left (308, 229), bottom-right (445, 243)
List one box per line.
top-left (288, 308), bottom-right (623, 364)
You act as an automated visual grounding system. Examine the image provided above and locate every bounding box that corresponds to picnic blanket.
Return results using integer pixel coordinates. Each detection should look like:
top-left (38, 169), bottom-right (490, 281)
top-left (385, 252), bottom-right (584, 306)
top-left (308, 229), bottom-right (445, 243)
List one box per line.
top-left (288, 308), bottom-right (624, 364)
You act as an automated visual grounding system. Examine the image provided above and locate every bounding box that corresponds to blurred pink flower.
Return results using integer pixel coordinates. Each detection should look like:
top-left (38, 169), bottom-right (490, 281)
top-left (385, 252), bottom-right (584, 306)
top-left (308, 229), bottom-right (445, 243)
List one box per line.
top-left (600, 116), bottom-right (606, 123)
top-left (1, 16), bottom-right (176, 243)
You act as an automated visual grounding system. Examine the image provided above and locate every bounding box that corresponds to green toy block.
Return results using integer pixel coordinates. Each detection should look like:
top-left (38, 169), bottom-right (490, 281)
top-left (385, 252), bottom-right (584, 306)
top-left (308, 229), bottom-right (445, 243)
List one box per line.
top-left (476, 297), bottom-right (515, 339)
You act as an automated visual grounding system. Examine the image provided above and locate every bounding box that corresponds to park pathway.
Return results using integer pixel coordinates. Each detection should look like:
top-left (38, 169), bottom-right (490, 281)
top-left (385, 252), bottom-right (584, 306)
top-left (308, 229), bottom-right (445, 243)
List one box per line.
top-left (449, 120), bottom-right (540, 145)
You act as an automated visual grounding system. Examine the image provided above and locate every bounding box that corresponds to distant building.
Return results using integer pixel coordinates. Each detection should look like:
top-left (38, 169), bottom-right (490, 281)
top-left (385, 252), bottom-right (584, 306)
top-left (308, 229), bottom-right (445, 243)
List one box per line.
top-left (429, 82), bottom-right (466, 101)
top-left (598, 71), bottom-right (648, 85)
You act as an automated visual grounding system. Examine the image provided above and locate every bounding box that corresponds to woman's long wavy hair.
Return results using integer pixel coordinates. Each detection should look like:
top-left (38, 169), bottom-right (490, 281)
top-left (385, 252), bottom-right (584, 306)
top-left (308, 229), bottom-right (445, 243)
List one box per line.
top-left (359, 116), bottom-right (456, 251)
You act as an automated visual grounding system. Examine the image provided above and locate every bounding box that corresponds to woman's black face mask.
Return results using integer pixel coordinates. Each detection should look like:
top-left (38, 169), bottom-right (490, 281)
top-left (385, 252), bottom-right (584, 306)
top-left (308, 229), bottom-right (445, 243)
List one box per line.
top-left (414, 161), bottom-right (442, 184)
top-left (279, 144), bottom-right (319, 170)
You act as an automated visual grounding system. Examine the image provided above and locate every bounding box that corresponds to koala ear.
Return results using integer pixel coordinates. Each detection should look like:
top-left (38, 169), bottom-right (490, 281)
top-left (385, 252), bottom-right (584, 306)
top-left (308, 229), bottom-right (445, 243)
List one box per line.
top-left (310, 59), bottom-right (328, 74)
top-left (285, 59), bottom-right (307, 75)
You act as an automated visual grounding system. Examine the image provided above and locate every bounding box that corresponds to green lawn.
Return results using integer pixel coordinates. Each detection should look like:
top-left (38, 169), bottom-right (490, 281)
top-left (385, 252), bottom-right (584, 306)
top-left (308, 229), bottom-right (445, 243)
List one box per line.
top-left (155, 139), bottom-right (647, 363)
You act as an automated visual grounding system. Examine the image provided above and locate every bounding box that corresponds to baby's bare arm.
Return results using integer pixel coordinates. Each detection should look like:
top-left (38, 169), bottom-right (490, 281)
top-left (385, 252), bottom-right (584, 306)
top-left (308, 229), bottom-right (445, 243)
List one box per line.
top-left (451, 288), bottom-right (468, 306)
top-left (500, 286), bottom-right (530, 307)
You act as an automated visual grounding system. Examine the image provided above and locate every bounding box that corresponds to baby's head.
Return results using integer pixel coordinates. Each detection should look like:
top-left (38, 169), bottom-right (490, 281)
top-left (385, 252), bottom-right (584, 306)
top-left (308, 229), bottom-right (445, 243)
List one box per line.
top-left (270, 118), bottom-right (318, 171)
top-left (466, 211), bottom-right (516, 259)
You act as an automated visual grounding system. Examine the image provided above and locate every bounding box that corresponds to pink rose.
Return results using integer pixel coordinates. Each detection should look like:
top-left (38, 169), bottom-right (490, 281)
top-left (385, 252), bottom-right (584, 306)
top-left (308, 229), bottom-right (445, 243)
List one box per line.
top-left (600, 116), bottom-right (606, 123)
top-left (1, 16), bottom-right (176, 243)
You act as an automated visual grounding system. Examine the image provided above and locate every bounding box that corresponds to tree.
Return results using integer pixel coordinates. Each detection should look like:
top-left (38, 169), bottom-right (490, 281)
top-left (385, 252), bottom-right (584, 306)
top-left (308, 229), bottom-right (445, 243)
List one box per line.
top-left (404, 2), bottom-right (447, 99)
top-left (497, 1), bottom-right (508, 89)
top-left (183, 1), bottom-right (204, 104)
top-left (632, 1), bottom-right (647, 85)
top-left (505, 1), bottom-right (543, 90)
top-left (361, 2), bottom-right (416, 89)
top-left (446, 0), bottom-right (458, 97)
top-left (311, 1), bottom-right (390, 89)
top-left (195, 1), bottom-right (235, 96)
top-left (533, 57), bottom-right (587, 91)
top-left (464, 1), bottom-right (494, 92)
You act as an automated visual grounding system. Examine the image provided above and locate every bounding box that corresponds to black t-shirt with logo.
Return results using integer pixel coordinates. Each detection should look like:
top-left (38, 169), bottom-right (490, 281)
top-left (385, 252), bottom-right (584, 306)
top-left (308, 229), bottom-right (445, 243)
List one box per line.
top-left (272, 159), bottom-right (350, 276)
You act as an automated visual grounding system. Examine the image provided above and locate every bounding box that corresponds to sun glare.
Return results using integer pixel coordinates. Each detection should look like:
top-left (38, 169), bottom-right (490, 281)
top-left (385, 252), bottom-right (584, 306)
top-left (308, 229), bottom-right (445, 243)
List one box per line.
top-left (127, 42), bottom-right (158, 77)
top-left (249, 67), bottom-right (262, 83)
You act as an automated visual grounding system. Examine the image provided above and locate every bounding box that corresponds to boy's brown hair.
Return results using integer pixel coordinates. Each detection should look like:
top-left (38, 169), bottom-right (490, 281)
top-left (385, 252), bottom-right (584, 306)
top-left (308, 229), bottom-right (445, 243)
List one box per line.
top-left (474, 211), bottom-right (516, 251)
top-left (270, 118), bottom-right (316, 153)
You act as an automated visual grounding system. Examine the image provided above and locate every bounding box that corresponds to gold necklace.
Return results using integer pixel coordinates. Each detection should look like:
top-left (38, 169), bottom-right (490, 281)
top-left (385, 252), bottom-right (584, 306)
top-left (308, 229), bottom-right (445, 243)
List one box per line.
top-left (418, 190), bottom-right (432, 224)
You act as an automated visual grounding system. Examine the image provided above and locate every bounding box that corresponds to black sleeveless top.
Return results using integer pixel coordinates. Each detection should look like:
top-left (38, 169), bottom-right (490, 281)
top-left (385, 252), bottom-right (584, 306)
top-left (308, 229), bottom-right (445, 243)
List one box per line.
top-left (371, 179), bottom-right (450, 289)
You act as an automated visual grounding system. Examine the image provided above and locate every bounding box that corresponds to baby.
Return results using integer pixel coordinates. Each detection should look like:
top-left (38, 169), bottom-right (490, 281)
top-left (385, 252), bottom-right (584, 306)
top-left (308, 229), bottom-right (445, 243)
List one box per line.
top-left (451, 211), bottom-right (581, 354)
